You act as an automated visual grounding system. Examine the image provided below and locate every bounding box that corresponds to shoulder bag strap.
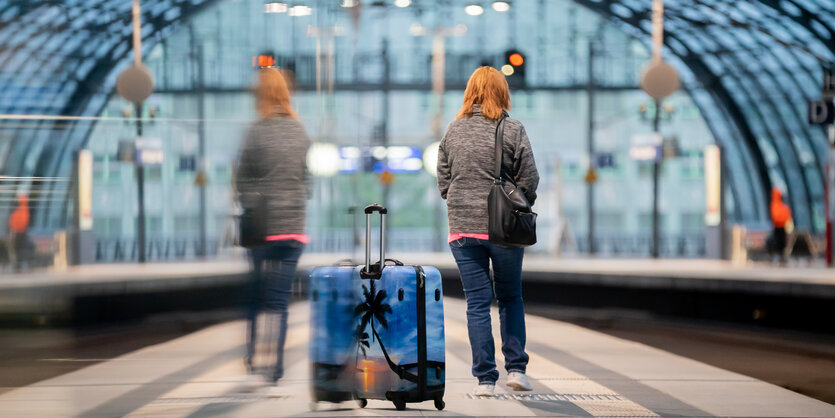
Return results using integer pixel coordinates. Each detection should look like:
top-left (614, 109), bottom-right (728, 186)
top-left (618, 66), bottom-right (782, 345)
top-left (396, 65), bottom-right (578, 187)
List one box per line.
top-left (493, 115), bottom-right (507, 182)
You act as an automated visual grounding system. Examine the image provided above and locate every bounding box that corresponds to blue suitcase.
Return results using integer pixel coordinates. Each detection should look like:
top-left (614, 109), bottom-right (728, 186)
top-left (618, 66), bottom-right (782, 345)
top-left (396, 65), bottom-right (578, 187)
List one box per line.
top-left (309, 264), bottom-right (359, 406)
top-left (352, 205), bottom-right (446, 411)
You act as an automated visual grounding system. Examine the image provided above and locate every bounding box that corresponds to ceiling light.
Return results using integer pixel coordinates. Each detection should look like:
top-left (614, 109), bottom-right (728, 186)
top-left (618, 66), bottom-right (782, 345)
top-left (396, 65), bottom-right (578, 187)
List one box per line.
top-left (341, 0), bottom-right (358, 7)
top-left (465, 4), bottom-right (484, 16)
top-left (492, 1), bottom-right (510, 12)
top-left (264, 2), bottom-right (287, 13)
top-left (394, 0), bottom-right (411, 7)
top-left (288, 5), bottom-right (312, 16)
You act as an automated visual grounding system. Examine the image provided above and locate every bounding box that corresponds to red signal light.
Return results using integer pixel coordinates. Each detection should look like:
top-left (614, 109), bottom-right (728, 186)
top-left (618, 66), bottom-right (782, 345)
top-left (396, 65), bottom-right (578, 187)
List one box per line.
top-left (253, 55), bottom-right (275, 68)
top-left (508, 53), bottom-right (524, 67)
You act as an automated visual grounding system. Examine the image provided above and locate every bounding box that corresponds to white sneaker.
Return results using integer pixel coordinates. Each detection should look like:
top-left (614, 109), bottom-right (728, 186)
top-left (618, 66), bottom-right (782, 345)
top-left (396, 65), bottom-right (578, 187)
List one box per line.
top-left (264, 384), bottom-right (286, 398)
top-left (471, 383), bottom-right (495, 397)
top-left (506, 372), bottom-right (532, 391)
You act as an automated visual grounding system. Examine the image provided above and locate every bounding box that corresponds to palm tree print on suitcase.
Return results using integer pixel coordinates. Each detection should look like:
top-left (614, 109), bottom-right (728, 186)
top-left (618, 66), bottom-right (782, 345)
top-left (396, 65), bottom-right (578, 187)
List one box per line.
top-left (353, 266), bottom-right (446, 411)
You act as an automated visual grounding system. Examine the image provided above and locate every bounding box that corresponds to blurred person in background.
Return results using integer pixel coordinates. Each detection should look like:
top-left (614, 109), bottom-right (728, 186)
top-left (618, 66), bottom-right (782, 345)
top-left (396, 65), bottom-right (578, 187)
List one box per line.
top-left (236, 68), bottom-right (311, 394)
top-left (8, 194), bottom-right (30, 271)
top-left (770, 187), bottom-right (792, 264)
top-left (436, 67), bottom-right (539, 397)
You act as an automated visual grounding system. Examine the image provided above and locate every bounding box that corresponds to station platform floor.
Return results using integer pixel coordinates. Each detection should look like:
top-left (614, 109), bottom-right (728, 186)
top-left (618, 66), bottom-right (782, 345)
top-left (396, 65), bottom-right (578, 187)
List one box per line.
top-left (0, 299), bottom-right (832, 417)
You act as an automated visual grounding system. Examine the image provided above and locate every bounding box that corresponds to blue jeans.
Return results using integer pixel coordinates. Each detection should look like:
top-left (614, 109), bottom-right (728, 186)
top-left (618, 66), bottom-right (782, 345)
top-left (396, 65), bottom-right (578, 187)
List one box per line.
top-left (245, 240), bottom-right (305, 382)
top-left (450, 237), bottom-right (529, 384)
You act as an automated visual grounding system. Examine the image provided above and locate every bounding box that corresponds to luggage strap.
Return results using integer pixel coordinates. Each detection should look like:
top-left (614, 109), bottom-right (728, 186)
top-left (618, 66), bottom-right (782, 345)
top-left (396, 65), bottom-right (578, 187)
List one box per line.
top-left (415, 266), bottom-right (428, 396)
top-left (370, 266), bottom-right (429, 387)
top-left (372, 327), bottom-right (419, 383)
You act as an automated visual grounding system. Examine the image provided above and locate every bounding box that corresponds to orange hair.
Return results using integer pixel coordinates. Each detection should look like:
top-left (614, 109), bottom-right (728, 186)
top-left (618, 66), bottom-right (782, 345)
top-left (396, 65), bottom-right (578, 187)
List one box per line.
top-left (456, 66), bottom-right (511, 120)
top-left (256, 68), bottom-right (297, 119)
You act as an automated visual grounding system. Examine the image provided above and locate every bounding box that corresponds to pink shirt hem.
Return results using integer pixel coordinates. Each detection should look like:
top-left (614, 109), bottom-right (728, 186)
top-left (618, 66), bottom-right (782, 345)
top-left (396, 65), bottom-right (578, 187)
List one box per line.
top-left (448, 233), bottom-right (489, 243)
top-left (265, 234), bottom-right (310, 244)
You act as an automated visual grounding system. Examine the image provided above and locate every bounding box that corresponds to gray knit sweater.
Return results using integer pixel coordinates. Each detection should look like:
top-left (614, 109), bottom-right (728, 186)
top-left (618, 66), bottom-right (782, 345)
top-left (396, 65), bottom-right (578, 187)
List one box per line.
top-left (437, 105), bottom-right (540, 234)
top-left (236, 116), bottom-right (311, 236)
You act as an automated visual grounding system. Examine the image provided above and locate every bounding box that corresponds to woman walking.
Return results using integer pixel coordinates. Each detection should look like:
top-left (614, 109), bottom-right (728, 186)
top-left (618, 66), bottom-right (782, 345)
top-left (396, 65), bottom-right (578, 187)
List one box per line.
top-left (437, 66), bottom-right (539, 396)
top-left (236, 68), bottom-right (310, 393)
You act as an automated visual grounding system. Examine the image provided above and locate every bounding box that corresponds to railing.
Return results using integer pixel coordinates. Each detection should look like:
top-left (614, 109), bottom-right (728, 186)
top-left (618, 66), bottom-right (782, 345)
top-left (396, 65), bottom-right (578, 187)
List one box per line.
top-left (3, 231), bottom-right (786, 270)
top-left (0, 232), bottom-right (56, 271)
top-left (93, 228), bottom-right (442, 263)
top-left (90, 231), bottom-right (708, 263)
top-left (94, 237), bottom-right (234, 263)
top-left (572, 234), bottom-right (707, 258)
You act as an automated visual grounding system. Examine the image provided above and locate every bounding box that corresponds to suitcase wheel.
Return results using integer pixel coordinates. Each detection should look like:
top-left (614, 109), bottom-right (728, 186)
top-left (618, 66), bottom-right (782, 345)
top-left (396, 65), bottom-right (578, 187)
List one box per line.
top-left (356, 398), bottom-right (367, 409)
top-left (393, 399), bottom-right (406, 411)
top-left (434, 397), bottom-right (445, 411)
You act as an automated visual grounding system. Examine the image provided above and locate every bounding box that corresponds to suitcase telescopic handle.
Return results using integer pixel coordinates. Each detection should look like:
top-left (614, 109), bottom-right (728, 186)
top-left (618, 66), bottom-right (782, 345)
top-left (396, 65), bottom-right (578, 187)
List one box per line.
top-left (364, 204), bottom-right (387, 215)
top-left (363, 204), bottom-right (387, 278)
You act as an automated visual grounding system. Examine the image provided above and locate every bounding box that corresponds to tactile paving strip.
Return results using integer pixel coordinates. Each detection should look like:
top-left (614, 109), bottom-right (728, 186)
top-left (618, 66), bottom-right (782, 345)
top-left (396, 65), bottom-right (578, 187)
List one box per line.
top-left (573, 400), bottom-right (660, 418)
top-left (465, 393), bottom-right (660, 417)
top-left (465, 393), bottom-right (626, 402)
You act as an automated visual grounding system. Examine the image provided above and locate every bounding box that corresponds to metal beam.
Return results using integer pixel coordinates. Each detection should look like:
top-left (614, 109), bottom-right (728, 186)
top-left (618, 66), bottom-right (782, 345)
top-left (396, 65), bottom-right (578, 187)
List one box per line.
top-left (572, 0), bottom-right (773, 226)
top-left (152, 84), bottom-right (641, 94)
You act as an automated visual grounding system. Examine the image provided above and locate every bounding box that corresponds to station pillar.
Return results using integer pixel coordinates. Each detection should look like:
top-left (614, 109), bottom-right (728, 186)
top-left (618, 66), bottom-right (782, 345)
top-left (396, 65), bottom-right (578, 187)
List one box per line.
top-left (70, 149), bottom-right (95, 265)
top-left (704, 144), bottom-right (728, 260)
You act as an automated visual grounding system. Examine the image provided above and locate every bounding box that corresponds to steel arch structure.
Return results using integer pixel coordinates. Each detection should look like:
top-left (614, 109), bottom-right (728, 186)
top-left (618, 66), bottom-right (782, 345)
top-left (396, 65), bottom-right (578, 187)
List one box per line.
top-left (0, 0), bottom-right (222, 230)
top-left (0, 0), bottom-right (833, 235)
top-left (573, 0), bottom-right (834, 233)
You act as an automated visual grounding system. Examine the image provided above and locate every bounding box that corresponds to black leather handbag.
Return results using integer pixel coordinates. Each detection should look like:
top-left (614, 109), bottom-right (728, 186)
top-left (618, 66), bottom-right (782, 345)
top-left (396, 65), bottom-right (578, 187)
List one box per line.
top-left (487, 115), bottom-right (537, 247)
top-left (239, 190), bottom-right (268, 249)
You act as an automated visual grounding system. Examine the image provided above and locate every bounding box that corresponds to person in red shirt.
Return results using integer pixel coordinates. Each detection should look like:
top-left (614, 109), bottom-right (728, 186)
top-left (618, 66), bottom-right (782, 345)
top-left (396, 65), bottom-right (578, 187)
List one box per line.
top-left (8, 194), bottom-right (30, 270)
top-left (770, 187), bottom-right (791, 263)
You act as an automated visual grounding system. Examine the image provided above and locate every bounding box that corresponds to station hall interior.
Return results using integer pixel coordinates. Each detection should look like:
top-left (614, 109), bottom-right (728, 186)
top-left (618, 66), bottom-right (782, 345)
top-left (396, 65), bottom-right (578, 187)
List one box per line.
top-left (1, 0), bottom-right (835, 417)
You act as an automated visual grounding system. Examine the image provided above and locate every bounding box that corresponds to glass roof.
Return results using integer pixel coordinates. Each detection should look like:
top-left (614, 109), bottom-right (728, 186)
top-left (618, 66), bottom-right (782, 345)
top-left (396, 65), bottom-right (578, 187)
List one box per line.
top-left (0, 0), bottom-right (833, 233)
top-left (575, 0), bottom-right (834, 232)
top-left (0, 0), bottom-right (217, 228)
